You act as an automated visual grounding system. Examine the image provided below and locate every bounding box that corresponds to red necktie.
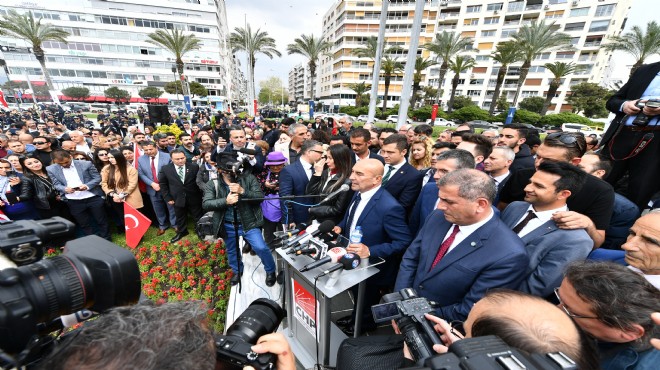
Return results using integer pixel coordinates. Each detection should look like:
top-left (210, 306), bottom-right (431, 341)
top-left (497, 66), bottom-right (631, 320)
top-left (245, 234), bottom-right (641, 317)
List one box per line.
top-left (150, 157), bottom-right (159, 184)
top-left (430, 225), bottom-right (460, 270)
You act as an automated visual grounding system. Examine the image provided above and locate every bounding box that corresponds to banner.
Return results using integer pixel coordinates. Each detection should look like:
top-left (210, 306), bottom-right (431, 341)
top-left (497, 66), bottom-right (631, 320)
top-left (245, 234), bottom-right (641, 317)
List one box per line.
top-left (0, 91), bottom-right (7, 108)
top-left (183, 95), bottom-right (192, 112)
top-left (124, 203), bottom-right (151, 248)
top-left (505, 107), bottom-right (516, 125)
top-left (292, 279), bottom-right (319, 339)
top-left (431, 103), bottom-right (439, 121)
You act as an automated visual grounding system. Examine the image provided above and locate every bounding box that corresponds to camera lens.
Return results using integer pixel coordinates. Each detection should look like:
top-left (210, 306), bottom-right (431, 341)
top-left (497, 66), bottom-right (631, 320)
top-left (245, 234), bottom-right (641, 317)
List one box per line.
top-left (225, 298), bottom-right (285, 344)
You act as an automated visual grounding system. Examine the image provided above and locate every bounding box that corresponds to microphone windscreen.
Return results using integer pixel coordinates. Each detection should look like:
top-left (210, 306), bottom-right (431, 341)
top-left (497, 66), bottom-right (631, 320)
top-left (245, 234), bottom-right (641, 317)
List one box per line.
top-left (318, 220), bottom-right (335, 234)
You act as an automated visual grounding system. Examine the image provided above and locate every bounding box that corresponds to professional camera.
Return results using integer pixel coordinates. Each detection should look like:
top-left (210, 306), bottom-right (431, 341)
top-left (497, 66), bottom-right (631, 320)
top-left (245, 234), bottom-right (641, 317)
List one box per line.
top-left (371, 288), bottom-right (442, 365)
top-left (632, 98), bottom-right (660, 126)
top-left (405, 335), bottom-right (576, 370)
top-left (215, 298), bottom-right (285, 370)
top-left (0, 217), bottom-right (75, 266)
top-left (0, 235), bottom-right (141, 359)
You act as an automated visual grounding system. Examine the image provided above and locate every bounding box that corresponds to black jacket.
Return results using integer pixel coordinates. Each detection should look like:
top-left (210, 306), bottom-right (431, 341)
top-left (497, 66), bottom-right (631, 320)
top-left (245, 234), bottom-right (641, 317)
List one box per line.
top-left (510, 144), bottom-right (535, 173)
top-left (306, 169), bottom-right (354, 225)
top-left (20, 174), bottom-right (57, 210)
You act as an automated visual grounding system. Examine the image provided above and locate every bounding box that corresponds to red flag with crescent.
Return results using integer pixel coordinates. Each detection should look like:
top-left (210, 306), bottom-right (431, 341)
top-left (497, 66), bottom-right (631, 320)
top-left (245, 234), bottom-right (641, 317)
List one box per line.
top-left (0, 91), bottom-right (8, 108)
top-left (124, 202), bottom-right (151, 248)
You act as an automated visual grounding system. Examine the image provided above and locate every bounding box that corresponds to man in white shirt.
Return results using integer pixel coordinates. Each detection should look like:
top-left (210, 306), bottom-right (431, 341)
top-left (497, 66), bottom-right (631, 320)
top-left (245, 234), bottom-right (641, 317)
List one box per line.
top-left (483, 146), bottom-right (514, 203)
top-left (68, 130), bottom-right (92, 155)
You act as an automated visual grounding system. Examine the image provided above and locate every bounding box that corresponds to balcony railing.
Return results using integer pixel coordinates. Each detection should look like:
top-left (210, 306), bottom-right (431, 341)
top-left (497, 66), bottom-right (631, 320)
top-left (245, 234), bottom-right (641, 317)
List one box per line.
top-left (583, 41), bottom-right (601, 47)
top-left (525, 4), bottom-right (542, 11)
top-left (507, 4), bottom-right (524, 12)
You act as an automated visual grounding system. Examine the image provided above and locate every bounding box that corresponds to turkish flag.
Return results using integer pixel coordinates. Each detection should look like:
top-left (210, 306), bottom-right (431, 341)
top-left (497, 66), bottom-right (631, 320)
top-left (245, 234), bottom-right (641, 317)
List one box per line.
top-left (134, 142), bottom-right (147, 192)
top-left (124, 203), bottom-right (151, 248)
top-left (0, 91), bottom-right (8, 108)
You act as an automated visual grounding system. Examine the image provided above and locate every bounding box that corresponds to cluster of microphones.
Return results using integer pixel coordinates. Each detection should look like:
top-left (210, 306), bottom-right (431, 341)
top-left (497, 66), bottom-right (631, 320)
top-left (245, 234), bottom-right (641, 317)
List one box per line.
top-left (275, 220), bottom-right (362, 278)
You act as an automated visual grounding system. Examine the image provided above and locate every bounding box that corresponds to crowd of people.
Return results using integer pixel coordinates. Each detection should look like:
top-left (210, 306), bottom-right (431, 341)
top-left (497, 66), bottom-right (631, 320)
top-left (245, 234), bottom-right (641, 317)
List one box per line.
top-left (2, 64), bottom-right (660, 369)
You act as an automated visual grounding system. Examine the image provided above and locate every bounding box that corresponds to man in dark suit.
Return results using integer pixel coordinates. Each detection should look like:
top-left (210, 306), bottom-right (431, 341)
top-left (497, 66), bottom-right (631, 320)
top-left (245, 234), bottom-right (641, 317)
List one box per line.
top-left (395, 169), bottom-right (528, 322)
top-left (501, 161), bottom-right (592, 298)
top-left (221, 125), bottom-right (265, 175)
top-left (349, 128), bottom-right (384, 165)
top-left (379, 134), bottom-right (423, 215)
top-left (483, 146), bottom-right (513, 204)
top-left (334, 159), bottom-right (412, 334)
top-left (601, 61), bottom-right (660, 210)
top-left (47, 150), bottom-right (110, 240)
top-left (278, 140), bottom-right (324, 227)
top-left (158, 149), bottom-right (203, 243)
top-left (137, 141), bottom-right (177, 235)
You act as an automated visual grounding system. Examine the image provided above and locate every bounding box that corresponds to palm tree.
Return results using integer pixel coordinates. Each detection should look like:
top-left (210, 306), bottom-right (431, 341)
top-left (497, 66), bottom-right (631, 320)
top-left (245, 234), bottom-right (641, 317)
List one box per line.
top-left (602, 21), bottom-right (660, 77)
top-left (447, 56), bottom-right (476, 112)
top-left (380, 56), bottom-right (404, 111)
top-left (287, 34), bottom-right (332, 101)
top-left (541, 62), bottom-right (579, 115)
top-left (423, 31), bottom-right (474, 104)
top-left (0, 10), bottom-right (69, 90)
top-left (512, 20), bottom-right (572, 105)
top-left (411, 57), bottom-right (437, 107)
top-left (230, 25), bottom-right (281, 105)
top-left (422, 86), bottom-right (438, 105)
top-left (146, 29), bottom-right (201, 97)
top-left (488, 41), bottom-right (524, 115)
top-left (349, 82), bottom-right (371, 107)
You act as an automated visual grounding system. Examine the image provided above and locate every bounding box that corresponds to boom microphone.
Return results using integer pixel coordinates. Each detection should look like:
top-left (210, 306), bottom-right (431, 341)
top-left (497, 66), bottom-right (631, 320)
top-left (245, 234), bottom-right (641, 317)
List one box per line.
top-left (299, 247), bottom-right (346, 272)
top-left (318, 183), bottom-right (351, 205)
top-left (287, 220), bottom-right (335, 251)
top-left (316, 253), bottom-right (361, 277)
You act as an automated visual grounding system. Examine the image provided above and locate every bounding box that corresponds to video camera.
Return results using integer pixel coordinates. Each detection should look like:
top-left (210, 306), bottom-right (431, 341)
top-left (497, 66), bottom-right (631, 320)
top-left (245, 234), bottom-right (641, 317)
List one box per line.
top-left (632, 98), bottom-right (660, 126)
top-left (215, 298), bottom-right (285, 370)
top-left (0, 217), bottom-right (75, 266)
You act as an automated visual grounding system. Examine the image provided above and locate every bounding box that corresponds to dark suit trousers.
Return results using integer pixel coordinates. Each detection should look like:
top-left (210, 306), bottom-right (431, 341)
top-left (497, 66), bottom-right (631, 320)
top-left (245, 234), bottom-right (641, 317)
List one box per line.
top-left (174, 198), bottom-right (203, 232)
top-left (67, 196), bottom-right (110, 240)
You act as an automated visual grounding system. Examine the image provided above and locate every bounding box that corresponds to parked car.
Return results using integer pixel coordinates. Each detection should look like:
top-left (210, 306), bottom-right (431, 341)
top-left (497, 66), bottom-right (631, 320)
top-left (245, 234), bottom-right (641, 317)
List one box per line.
top-left (356, 115), bottom-right (369, 122)
top-left (386, 115), bottom-right (412, 124)
top-left (426, 117), bottom-right (455, 126)
top-left (64, 102), bottom-right (91, 112)
top-left (466, 120), bottom-right (499, 130)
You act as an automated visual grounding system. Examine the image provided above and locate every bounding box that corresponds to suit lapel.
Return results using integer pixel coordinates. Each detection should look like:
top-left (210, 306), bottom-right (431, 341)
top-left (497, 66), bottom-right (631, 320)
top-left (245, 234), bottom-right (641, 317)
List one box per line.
top-left (521, 220), bottom-right (558, 242)
top-left (421, 220), bottom-right (452, 273)
top-left (74, 161), bottom-right (86, 182)
top-left (355, 188), bottom-right (380, 226)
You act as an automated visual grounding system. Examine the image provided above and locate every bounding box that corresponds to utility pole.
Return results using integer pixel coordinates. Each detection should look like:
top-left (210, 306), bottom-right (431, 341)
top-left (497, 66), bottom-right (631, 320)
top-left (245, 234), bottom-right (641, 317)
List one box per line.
top-left (397, 0), bottom-right (425, 130)
top-left (367, 0), bottom-right (389, 123)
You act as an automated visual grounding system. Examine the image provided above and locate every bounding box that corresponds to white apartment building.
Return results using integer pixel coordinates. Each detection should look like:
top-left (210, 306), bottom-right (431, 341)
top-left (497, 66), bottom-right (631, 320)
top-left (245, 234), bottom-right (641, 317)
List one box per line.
top-left (0, 0), bottom-right (246, 109)
top-left (288, 63), bottom-right (309, 104)
top-left (317, 0), bottom-right (632, 113)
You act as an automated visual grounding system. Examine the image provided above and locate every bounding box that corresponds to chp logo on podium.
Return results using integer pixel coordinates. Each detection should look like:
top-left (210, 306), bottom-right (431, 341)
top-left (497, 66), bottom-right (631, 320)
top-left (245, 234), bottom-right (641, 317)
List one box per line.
top-left (292, 279), bottom-right (319, 339)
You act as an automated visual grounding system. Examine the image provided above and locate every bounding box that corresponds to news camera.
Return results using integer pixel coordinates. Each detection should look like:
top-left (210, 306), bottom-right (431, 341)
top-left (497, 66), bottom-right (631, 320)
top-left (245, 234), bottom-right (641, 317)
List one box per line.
top-left (0, 217), bottom-right (75, 266)
top-left (632, 98), bottom-right (660, 126)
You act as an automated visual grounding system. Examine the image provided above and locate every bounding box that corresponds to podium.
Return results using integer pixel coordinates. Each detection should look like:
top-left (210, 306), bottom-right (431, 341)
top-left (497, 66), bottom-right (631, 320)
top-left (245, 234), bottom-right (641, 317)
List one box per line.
top-left (276, 248), bottom-right (379, 368)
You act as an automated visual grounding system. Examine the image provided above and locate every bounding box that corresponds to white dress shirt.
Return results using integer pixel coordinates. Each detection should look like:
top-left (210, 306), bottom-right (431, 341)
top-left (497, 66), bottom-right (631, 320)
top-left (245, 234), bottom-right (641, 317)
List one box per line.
top-left (442, 209), bottom-right (494, 256)
top-left (515, 204), bottom-right (568, 238)
top-left (299, 158), bottom-right (314, 180)
top-left (348, 185), bottom-right (381, 237)
top-left (62, 162), bottom-right (95, 200)
top-left (490, 171), bottom-right (510, 187)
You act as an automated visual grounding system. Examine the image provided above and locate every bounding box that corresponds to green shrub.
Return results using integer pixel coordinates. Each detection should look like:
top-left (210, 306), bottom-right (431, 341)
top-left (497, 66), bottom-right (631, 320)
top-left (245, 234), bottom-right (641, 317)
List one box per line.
top-left (539, 112), bottom-right (592, 126)
top-left (450, 106), bottom-right (490, 122)
top-left (513, 109), bottom-right (542, 125)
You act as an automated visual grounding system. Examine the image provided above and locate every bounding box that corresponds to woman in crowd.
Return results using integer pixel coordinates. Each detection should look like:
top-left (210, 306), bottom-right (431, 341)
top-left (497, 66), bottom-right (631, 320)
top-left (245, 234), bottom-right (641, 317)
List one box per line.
top-left (409, 137), bottom-right (433, 172)
top-left (0, 158), bottom-right (37, 220)
top-left (144, 126), bottom-right (155, 141)
top-left (196, 150), bottom-right (218, 192)
top-left (306, 144), bottom-right (354, 225)
top-left (256, 151), bottom-right (287, 249)
top-left (100, 150), bottom-right (142, 229)
top-left (19, 155), bottom-right (68, 219)
top-left (93, 148), bottom-right (111, 172)
top-left (72, 151), bottom-right (92, 161)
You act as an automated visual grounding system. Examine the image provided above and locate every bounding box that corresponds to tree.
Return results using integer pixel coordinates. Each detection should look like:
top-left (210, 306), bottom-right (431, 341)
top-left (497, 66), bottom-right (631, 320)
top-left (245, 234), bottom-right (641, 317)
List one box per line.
top-left (518, 96), bottom-right (545, 114)
top-left (349, 82), bottom-right (371, 107)
top-left (352, 35), bottom-right (403, 60)
top-left (566, 82), bottom-right (613, 118)
top-left (422, 86), bottom-right (438, 105)
top-left (146, 29), bottom-right (201, 97)
top-left (3, 80), bottom-right (49, 96)
top-left (451, 95), bottom-right (475, 110)
top-left (513, 109), bottom-right (541, 125)
top-left (258, 77), bottom-right (288, 106)
top-left (539, 112), bottom-right (593, 126)
top-left (138, 87), bottom-right (163, 101)
top-left (189, 82), bottom-right (208, 98)
top-left (61, 87), bottom-right (90, 101)
top-left (380, 56), bottom-right (404, 111)
top-left (512, 21), bottom-right (572, 105)
top-left (0, 10), bottom-right (69, 89)
top-left (230, 25), bottom-right (281, 105)
top-left (496, 95), bottom-right (510, 112)
top-left (164, 81), bottom-right (184, 96)
top-left (287, 34), bottom-right (332, 101)
top-left (411, 57), bottom-right (437, 107)
top-left (602, 21), bottom-right (660, 77)
top-left (447, 55), bottom-right (476, 112)
top-left (488, 41), bottom-right (524, 115)
top-left (450, 105), bottom-right (490, 122)
top-left (423, 31), bottom-right (474, 104)
top-left (104, 87), bottom-right (130, 104)
top-left (541, 62), bottom-right (579, 115)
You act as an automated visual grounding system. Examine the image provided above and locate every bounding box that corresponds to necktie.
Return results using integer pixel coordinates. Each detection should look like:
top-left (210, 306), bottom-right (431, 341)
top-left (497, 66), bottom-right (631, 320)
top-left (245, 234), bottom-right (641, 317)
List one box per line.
top-left (345, 194), bottom-right (362, 237)
top-left (512, 210), bottom-right (537, 234)
top-left (382, 165), bottom-right (394, 185)
top-left (430, 225), bottom-right (460, 270)
top-left (150, 157), bottom-right (159, 184)
top-left (177, 166), bottom-right (185, 182)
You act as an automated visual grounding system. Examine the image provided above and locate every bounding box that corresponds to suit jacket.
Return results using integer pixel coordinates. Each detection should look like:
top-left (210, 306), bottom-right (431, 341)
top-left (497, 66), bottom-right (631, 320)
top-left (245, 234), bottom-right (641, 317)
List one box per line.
top-left (158, 162), bottom-right (202, 208)
top-left (602, 61), bottom-right (660, 147)
top-left (493, 172), bottom-right (512, 205)
top-left (501, 201), bottom-right (593, 297)
top-left (306, 169), bottom-right (354, 225)
top-left (338, 187), bottom-right (412, 286)
top-left (409, 182), bottom-right (439, 236)
top-left (395, 210), bottom-right (528, 322)
top-left (383, 162), bottom-right (423, 215)
top-left (47, 160), bottom-right (104, 198)
top-left (278, 160), bottom-right (311, 225)
top-left (137, 152), bottom-right (171, 196)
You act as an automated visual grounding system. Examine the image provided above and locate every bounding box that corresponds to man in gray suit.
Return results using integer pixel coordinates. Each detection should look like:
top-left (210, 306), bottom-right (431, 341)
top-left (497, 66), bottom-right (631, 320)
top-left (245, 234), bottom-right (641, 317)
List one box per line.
top-left (137, 140), bottom-right (176, 235)
top-left (47, 150), bottom-right (110, 240)
top-left (501, 161), bottom-right (593, 297)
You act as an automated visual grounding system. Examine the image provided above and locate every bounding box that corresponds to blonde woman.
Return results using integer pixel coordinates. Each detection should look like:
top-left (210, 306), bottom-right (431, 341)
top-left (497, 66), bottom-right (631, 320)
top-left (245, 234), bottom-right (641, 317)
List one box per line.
top-left (409, 136), bottom-right (433, 172)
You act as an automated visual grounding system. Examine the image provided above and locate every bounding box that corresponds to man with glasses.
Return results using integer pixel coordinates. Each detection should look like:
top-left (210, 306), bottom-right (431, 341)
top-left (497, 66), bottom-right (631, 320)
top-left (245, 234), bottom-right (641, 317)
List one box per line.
top-left (557, 261), bottom-right (660, 369)
top-left (498, 132), bottom-right (614, 248)
top-left (32, 136), bottom-right (54, 166)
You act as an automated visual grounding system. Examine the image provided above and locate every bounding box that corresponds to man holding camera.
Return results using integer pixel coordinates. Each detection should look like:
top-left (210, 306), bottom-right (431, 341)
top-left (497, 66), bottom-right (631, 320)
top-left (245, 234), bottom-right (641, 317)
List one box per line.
top-left (202, 152), bottom-right (277, 287)
top-left (602, 61), bottom-right (660, 210)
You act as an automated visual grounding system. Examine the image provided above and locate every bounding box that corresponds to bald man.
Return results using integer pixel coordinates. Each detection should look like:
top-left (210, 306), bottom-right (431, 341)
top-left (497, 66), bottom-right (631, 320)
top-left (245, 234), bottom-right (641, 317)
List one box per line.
top-left (621, 210), bottom-right (660, 288)
top-left (334, 159), bottom-right (412, 335)
top-left (60, 140), bottom-right (77, 153)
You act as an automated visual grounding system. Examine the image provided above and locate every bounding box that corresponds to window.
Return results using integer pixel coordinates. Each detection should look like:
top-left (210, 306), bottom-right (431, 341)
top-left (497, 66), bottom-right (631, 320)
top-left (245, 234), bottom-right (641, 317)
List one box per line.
top-left (589, 20), bottom-right (609, 32)
top-left (467, 90), bottom-right (481, 96)
top-left (481, 30), bottom-right (496, 37)
top-left (529, 66), bottom-right (546, 73)
top-left (501, 28), bottom-right (517, 37)
top-left (469, 79), bottom-right (484, 85)
top-left (564, 22), bottom-right (585, 32)
top-left (521, 91), bottom-right (537, 98)
top-left (546, 10), bottom-right (564, 19)
top-left (534, 52), bottom-right (551, 60)
top-left (478, 42), bottom-right (494, 51)
top-left (476, 55), bottom-right (490, 61)
top-left (486, 3), bottom-right (503, 11)
top-left (595, 4), bottom-right (615, 17)
top-left (466, 5), bottom-right (481, 13)
top-left (569, 8), bottom-right (589, 17)
top-left (570, 37), bottom-right (581, 45)
top-left (484, 17), bottom-right (500, 24)
top-left (464, 18), bottom-right (479, 26)
top-left (556, 51), bottom-right (575, 59)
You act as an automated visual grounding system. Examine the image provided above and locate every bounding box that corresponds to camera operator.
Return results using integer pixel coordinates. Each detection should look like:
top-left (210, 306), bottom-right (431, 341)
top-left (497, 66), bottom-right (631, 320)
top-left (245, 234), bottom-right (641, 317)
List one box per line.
top-left (202, 152), bottom-right (277, 287)
top-left (36, 301), bottom-right (296, 370)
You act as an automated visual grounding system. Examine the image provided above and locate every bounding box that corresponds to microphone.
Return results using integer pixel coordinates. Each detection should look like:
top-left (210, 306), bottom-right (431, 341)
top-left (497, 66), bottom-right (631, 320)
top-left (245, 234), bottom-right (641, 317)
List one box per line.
top-left (296, 246), bottom-right (319, 257)
top-left (299, 247), bottom-right (346, 272)
top-left (318, 183), bottom-right (351, 205)
top-left (281, 223), bottom-right (319, 249)
top-left (316, 253), bottom-right (361, 277)
top-left (286, 220), bottom-right (335, 251)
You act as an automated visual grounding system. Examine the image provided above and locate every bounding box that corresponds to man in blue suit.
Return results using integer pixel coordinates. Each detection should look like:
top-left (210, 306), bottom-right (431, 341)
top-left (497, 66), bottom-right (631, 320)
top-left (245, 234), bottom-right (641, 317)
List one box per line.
top-left (48, 150), bottom-right (110, 240)
top-left (395, 169), bottom-right (528, 322)
top-left (380, 134), bottom-right (423, 215)
top-left (278, 140), bottom-right (324, 227)
top-left (501, 161), bottom-right (593, 298)
top-left (137, 141), bottom-right (176, 235)
top-left (335, 158), bottom-right (412, 334)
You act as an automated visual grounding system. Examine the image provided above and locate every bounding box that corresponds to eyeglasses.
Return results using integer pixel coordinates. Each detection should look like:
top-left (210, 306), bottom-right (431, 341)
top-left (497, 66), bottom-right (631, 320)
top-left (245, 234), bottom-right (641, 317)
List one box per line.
top-left (98, 153), bottom-right (108, 157)
top-left (310, 149), bottom-right (325, 155)
top-left (554, 288), bottom-right (599, 319)
top-left (33, 141), bottom-right (47, 145)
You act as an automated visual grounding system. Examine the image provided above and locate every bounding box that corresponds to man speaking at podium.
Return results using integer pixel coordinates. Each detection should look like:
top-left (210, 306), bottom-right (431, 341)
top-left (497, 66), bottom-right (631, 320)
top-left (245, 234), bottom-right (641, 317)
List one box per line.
top-left (333, 159), bottom-right (412, 335)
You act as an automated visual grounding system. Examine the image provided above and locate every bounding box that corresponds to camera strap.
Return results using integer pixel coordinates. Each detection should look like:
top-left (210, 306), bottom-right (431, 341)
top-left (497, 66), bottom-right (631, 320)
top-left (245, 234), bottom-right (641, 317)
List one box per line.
top-left (608, 118), bottom-right (655, 160)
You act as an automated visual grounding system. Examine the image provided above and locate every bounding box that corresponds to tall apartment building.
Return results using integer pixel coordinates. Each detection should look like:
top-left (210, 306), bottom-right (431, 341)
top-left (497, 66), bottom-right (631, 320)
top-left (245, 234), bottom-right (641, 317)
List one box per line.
top-left (288, 63), bottom-right (308, 104)
top-left (0, 0), bottom-right (246, 109)
top-left (318, 0), bottom-right (632, 113)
